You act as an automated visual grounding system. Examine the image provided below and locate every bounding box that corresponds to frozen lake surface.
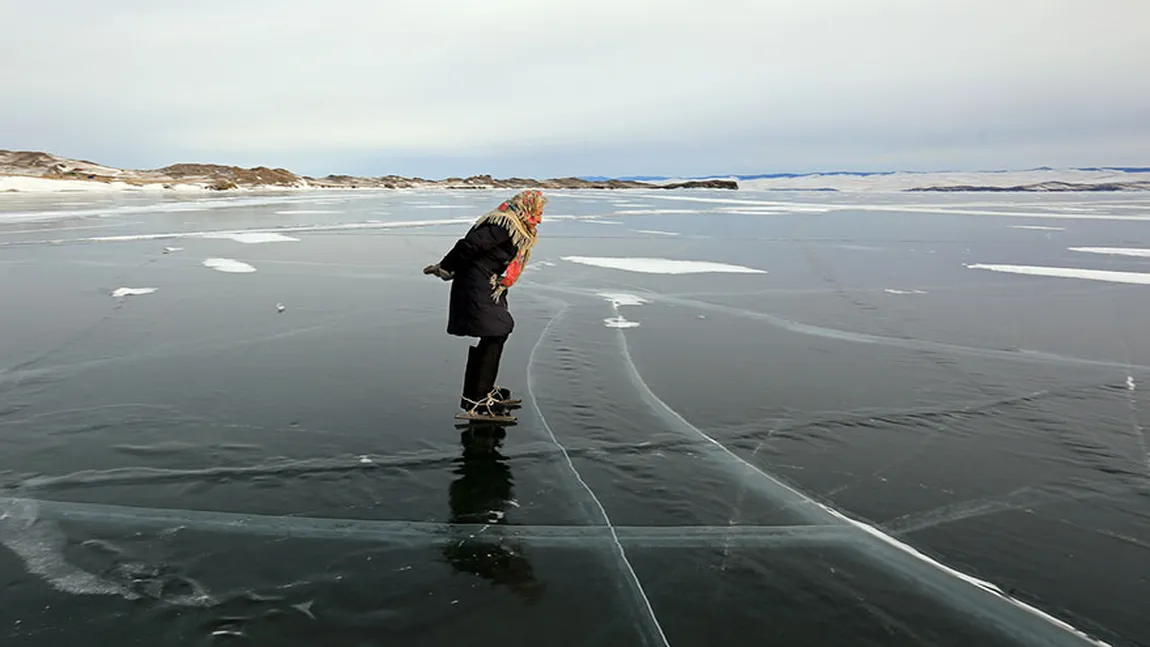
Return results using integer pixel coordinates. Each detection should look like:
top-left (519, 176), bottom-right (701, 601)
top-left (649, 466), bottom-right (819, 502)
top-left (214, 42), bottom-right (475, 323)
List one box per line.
top-left (1, 188), bottom-right (1149, 646)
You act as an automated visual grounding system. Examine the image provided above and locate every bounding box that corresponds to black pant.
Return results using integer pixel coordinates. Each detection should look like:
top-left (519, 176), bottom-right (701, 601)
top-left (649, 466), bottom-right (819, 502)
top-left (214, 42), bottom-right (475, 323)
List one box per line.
top-left (461, 335), bottom-right (507, 408)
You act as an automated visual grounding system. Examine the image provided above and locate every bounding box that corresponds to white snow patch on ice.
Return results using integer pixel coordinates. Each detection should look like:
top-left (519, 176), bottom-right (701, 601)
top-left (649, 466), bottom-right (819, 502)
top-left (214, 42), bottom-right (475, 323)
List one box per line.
top-left (202, 258), bottom-right (257, 273)
top-left (966, 263), bottom-right (1150, 285)
top-left (1011, 225), bottom-right (1066, 231)
top-left (1127, 375), bottom-right (1136, 391)
top-left (613, 209), bottom-right (698, 215)
top-left (633, 229), bottom-right (681, 236)
top-left (642, 194), bottom-right (1148, 221)
top-left (1069, 247), bottom-right (1150, 258)
top-left (586, 219), bottom-right (624, 225)
top-left (597, 292), bottom-right (648, 329)
top-left (604, 317), bottom-right (641, 329)
top-left (597, 292), bottom-right (649, 308)
top-left (563, 256), bottom-right (766, 275)
top-left (717, 205), bottom-right (831, 214)
top-left (0, 176), bottom-right (205, 194)
top-left (112, 287), bottom-right (156, 298)
top-left (884, 289), bottom-right (928, 295)
top-left (27, 219), bottom-right (474, 245)
top-left (203, 232), bottom-right (300, 244)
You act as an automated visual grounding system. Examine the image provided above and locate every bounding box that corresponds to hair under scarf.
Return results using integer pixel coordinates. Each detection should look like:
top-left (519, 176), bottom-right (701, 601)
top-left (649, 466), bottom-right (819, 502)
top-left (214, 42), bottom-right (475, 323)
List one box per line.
top-left (472, 189), bottom-right (546, 300)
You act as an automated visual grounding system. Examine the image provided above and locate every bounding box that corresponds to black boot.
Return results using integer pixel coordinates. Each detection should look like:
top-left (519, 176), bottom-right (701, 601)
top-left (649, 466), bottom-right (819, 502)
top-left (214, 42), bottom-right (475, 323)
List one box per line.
top-left (478, 337), bottom-right (521, 407)
top-left (460, 346), bottom-right (482, 410)
top-left (460, 344), bottom-right (511, 416)
top-left (474, 341), bottom-right (503, 410)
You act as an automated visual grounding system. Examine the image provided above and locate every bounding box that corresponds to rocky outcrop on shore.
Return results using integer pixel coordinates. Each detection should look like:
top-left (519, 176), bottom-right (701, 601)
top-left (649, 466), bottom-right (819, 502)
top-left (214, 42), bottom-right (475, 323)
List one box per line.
top-left (658, 179), bottom-right (739, 189)
top-left (157, 163), bottom-right (302, 189)
top-left (303, 173), bottom-right (738, 190)
top-left (303, 173), bottom-right (651, 190)
top-left (0, 149), bottom-right (739, 192)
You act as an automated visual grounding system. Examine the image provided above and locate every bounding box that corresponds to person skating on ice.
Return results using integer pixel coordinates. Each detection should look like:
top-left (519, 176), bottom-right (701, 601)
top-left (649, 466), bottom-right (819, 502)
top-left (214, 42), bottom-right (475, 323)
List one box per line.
top-left (424, 189), bottom-right (546, 421)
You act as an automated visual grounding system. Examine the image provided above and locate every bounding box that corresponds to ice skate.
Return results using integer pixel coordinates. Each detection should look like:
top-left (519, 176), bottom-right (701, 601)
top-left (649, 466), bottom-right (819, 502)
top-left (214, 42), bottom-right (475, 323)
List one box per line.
top-left (492, 386), bottom-right (522, 408)
top-left (455, 392), bottom-right (517, 424)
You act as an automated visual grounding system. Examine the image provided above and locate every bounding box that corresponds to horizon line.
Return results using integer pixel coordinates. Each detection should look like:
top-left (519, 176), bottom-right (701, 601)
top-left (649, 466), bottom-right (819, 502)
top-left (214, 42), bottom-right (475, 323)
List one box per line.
top-left (4, 149), bottom-right (1149, 182)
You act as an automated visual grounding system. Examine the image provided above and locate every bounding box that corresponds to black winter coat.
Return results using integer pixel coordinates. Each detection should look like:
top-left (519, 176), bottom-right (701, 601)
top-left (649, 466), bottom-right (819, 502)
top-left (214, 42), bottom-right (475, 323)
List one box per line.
top-left (438, 221), bottom-right (519, 338)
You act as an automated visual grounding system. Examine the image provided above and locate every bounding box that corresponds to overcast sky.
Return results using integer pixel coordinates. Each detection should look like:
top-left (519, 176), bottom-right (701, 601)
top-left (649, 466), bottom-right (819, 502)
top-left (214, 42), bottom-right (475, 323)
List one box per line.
top-left (2, 0), bottom-right (1147, 178)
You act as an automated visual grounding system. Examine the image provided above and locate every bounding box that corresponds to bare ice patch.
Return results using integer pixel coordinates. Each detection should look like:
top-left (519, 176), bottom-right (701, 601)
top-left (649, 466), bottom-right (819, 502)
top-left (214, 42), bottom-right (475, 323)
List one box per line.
top-left (966, 263), bottom-right (1150, 285)
top-left (203, 232), bottom-right (300, 244)
top-left (112, 287), bottom-right (157, 298)
top-left (202, 258), bottom-right (257, 273)
top-left (1068, 247), bottom-right (1150, 258)
top-left (564, 256), bottom-right (766, 275)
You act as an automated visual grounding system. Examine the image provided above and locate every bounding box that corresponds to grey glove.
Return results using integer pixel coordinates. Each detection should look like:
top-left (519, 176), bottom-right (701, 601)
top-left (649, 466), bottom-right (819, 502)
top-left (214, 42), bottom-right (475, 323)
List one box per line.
top-left (423, 263), bottom-right (453, 281)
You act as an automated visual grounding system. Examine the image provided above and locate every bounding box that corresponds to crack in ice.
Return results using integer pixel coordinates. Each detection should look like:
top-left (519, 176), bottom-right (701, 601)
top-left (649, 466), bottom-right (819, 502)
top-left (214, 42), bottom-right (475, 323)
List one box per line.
top-left (611, 326), bottom-right (1116, 647)
top-left (525, 299), bottom-right (670, 647)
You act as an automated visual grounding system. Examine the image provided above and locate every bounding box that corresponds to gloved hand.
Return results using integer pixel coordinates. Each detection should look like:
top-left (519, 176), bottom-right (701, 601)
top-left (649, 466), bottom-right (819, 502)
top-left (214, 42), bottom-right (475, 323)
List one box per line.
top-left (423, 263), bottom-right (453, 281)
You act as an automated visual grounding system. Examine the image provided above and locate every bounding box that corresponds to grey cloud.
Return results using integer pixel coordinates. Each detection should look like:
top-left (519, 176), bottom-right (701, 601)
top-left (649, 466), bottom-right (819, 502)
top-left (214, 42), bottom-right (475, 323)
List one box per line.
top-left (2, 0), bottom-right (1147, 176)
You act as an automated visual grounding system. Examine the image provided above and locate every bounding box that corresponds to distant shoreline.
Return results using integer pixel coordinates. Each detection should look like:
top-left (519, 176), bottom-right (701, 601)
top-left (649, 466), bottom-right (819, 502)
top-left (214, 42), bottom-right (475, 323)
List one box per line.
top-left (2, 149), bottom-right (1148, 194)
top-left (0, 174), bottom-right (738, 194)
top-left (0, 150), bottom-right (737, 194)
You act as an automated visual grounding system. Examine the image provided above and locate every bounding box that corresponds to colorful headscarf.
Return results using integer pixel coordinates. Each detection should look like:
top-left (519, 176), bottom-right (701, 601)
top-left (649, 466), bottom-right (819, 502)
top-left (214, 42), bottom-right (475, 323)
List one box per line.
top-left (473, 189), bottom-right (546, 300)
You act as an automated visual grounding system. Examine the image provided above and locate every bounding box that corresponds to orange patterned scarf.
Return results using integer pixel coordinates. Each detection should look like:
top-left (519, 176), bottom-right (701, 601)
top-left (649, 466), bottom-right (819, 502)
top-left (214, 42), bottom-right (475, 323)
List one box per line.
top-left (473, 190), bottom-right (546, 300)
